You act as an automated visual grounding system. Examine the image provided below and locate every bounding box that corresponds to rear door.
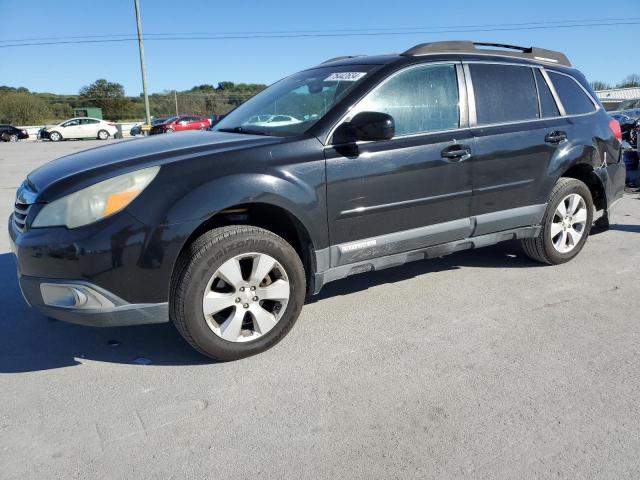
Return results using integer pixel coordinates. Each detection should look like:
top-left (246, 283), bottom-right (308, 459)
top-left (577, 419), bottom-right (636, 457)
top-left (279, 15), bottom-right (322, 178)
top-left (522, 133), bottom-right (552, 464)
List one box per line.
top-left (466, 62), bottom-right (561, 235)
top-left (325, 62), bottom-right (474, 267)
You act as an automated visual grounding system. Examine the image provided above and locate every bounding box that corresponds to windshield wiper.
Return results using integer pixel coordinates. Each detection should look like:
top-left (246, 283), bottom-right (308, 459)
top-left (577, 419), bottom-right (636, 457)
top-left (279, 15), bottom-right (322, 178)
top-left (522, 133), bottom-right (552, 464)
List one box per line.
top-left (217, 127), bottom-right (269, 136)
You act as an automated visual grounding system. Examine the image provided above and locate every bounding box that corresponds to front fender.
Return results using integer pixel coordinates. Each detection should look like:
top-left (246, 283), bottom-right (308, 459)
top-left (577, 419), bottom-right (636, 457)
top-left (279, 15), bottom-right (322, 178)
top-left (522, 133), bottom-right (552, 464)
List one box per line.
top-left (164, 172), bottom-right (327, 249)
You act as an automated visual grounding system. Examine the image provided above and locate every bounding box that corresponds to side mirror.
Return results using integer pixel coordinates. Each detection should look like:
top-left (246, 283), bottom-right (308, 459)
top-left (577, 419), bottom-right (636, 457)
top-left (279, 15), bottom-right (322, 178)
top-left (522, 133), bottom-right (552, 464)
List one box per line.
top-left (334, 111), bottom-right (395, 143)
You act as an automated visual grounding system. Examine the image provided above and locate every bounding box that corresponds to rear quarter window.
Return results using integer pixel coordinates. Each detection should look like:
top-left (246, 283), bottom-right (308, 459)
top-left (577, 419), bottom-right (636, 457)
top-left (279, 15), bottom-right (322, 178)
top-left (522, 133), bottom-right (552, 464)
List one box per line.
top-left (469, 64), bottom-right (539, 125)
top-left (548, 72), bottom-right (596, 115)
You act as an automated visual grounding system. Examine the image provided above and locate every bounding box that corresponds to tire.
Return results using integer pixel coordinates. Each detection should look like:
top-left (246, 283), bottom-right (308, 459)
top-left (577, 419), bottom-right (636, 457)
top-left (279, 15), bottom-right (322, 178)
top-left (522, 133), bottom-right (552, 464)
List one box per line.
top-left (165, 128), bottom-right (174, 134)
top-left (521, 177), bottom-right (593, 265)
top-left (170, 225), bottom-right (306, 361)
top-left (9, 134), bottom-right (18, 142)
top-left (97, 129), bottom-right (109, 140)
top-left (49, 131), bottom-right (62, 142)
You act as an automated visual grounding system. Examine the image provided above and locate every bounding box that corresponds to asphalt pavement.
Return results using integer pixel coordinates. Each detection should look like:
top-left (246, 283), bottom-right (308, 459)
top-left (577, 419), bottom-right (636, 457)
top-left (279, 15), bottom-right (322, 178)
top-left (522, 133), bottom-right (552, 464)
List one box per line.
top-left (1, 140), bottom-right (640, 479)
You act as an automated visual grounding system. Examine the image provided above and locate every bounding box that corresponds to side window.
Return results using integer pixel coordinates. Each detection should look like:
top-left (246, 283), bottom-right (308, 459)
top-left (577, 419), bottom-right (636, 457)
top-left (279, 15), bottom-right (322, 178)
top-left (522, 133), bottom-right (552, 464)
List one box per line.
top-left (354, 64), bottom-right (460, 136)
top-left (548, 72), bottom-right (596, 115)
top-left (470, 64), bottom-right (539, 124)
top-left (62, 119), bottom-right (80, 127)
top-left (534, 70), bottom-right (560, 118)
top-left (80, 119), bottom-right (99, 125)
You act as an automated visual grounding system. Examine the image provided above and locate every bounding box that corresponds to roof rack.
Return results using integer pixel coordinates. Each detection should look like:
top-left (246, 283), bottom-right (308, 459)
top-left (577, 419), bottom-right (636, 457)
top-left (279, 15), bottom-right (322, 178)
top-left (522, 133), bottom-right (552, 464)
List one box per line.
top-left (320, 55), bottom-right (363, 64)
top-left (401, 41), bottom-right (571, 67)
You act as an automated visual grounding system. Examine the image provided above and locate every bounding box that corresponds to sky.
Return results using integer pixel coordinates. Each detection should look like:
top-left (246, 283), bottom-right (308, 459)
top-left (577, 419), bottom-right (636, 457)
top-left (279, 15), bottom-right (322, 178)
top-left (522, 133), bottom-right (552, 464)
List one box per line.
top-left (0, 0), bottom-right (637, 95)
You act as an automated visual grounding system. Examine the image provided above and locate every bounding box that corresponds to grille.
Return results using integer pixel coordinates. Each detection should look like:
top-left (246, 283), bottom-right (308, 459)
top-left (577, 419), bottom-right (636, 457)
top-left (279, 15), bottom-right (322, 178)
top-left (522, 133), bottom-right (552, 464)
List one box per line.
top-left (13, 181), bottom-right (37, 233)
top-left (13, 201), bottom-right (31, 232)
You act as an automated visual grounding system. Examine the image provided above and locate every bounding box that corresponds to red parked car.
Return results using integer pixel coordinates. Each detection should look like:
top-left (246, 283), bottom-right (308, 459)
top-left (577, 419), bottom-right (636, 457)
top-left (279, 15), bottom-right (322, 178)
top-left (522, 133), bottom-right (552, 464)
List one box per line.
top-left (149, 115), bottom-right (211, 135)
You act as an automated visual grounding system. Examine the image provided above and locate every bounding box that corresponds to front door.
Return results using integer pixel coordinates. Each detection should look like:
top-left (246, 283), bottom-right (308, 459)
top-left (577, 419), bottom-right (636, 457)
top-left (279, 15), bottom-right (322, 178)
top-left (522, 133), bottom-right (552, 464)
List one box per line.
top-left (61, 119), bottom-right (82, 137)
top-left (325, 62), bottom-right (474, 267)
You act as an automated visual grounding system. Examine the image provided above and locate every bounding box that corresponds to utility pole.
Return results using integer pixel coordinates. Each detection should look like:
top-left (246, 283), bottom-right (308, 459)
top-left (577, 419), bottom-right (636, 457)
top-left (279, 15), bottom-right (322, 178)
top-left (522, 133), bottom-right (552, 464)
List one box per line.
top-left (134, 0), bottom-right (151, 126)
top-left (174, 90), bottom-right (179, 116)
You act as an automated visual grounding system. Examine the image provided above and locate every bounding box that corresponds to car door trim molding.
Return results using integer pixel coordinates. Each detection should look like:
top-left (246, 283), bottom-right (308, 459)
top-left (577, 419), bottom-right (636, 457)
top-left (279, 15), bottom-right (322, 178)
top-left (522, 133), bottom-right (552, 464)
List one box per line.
top-left (312, 223), bottom-right (543, 293)
top-left (326, 203), bottom-right (546, 268)
top-left (338, 189), bottom-right (473, 219)
top-left (473, 178), bottom-right (534, 194)
top-left (331, 217), bottom-right (473, 267)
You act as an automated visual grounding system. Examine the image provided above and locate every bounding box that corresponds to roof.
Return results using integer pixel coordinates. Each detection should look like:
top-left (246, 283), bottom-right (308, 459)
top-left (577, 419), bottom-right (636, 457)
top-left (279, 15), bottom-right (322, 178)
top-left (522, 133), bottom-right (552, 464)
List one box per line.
top-left (319, 41), bottom-right (571, 69)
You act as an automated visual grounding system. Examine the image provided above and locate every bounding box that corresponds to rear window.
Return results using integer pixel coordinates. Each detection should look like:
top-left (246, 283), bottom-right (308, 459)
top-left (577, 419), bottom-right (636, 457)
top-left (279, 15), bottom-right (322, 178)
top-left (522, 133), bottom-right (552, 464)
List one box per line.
top-left (534, 69), bottom-right (560, 118)
top-left (548, 72), bottom-right (596, 115)
top-left (470, 64), bottom-right (539, 125)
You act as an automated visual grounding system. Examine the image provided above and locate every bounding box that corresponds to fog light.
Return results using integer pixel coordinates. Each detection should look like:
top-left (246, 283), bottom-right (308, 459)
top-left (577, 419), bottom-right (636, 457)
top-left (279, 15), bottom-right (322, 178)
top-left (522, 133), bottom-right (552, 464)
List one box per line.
top-left (40, 283), bottom-right (115, 309)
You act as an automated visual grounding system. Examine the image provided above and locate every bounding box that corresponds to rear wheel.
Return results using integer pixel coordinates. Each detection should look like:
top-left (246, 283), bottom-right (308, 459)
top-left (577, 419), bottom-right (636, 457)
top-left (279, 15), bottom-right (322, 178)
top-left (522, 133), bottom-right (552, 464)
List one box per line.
top-left (170, 225), bottom-right (306, 361)
top-left (165, 128), bottom-right (174, 134)
top-left (97, 129), bottom-right (109, 140)
top-left (49, 131), bottom-right (62, 142)
top-left (521, 177), bottom-right (593, 265)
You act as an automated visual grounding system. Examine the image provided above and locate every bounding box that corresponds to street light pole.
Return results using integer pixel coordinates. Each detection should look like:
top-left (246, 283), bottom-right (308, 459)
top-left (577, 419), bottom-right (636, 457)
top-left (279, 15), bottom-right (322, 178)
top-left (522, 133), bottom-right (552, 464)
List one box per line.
top-left (134, 0), bottom-right (151, 126)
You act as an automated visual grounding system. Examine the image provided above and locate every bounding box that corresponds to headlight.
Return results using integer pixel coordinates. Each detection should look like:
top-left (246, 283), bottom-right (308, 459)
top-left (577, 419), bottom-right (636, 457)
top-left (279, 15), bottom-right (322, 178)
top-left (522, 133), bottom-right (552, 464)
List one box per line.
top-left (32, 166), bottom-right (160, 229)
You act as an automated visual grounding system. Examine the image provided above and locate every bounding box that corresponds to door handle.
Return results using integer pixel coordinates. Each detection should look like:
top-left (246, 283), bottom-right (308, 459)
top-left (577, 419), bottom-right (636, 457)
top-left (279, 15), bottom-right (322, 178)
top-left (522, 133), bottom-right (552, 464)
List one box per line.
top-left (545, 131), bottom-right (567, 144)
top-left (441, 144), bottom-right (472, 162)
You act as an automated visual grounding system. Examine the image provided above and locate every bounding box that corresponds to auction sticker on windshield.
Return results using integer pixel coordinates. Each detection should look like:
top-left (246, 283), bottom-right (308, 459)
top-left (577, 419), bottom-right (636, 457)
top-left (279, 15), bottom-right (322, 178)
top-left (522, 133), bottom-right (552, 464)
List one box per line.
top-left (324, 72), bottom-right (367, 81)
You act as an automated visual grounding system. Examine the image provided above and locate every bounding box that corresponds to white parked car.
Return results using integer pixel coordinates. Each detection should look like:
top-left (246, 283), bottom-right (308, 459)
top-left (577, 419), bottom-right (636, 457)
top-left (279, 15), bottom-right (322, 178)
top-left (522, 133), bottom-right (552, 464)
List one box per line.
top-left (243, 114), bottom-right (302, 127)
top-left (43, 117), bottom-right (118, 142)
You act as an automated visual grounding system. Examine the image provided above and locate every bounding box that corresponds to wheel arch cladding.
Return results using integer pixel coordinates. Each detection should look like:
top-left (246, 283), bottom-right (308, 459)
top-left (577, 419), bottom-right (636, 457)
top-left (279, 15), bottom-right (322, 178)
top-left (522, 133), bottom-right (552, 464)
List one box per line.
top-left (165, 174), bottom-right (328, 292)
top-left (560, 162), bottom-right (607, 212)
top-left (548, 142), bottom-right (607, 211)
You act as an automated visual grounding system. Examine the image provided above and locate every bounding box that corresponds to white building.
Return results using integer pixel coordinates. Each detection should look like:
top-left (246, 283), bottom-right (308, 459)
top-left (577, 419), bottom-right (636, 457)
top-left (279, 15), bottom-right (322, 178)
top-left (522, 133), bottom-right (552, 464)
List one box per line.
top-left (595, 87), bottom-right (640, 111)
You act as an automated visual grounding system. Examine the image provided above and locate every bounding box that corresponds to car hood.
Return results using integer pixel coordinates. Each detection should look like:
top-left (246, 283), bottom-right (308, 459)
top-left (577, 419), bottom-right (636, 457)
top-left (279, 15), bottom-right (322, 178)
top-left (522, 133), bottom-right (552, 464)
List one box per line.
top-left (28, 131), bottom-right (282, 202)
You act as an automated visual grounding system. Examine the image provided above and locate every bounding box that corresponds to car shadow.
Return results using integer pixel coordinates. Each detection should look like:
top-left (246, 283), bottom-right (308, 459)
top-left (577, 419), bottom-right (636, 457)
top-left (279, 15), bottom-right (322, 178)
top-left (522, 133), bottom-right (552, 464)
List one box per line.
top-left (0, 241), bottom-right (538, 373)
top-left (310, 240), bottom-right (540, 302)
top-left (609, 224), bottom-right (640, 234)
top-left (0, 253), bottom-right (210, 373)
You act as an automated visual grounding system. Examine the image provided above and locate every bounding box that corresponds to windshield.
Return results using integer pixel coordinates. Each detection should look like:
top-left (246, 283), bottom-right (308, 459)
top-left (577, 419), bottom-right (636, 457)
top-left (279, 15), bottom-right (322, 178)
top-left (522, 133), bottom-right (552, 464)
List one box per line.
top-left (214, 65), bottom-right (377, 136)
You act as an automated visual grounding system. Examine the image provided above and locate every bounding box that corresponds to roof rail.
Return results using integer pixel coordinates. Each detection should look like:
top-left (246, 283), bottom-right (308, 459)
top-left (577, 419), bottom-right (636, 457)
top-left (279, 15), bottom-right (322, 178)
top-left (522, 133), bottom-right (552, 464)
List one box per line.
top-left (320, 55), bottom-right (362, 64)
top-left (401, 41), bottom-right (571, 67)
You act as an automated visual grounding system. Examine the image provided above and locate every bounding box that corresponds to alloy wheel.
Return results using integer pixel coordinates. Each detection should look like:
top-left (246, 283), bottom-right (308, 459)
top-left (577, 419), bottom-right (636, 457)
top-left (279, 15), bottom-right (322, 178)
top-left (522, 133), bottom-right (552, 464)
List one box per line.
top-left (202, 252), bottom-right (290, 342)
top-left (550, 193), bottom-right (588, 253)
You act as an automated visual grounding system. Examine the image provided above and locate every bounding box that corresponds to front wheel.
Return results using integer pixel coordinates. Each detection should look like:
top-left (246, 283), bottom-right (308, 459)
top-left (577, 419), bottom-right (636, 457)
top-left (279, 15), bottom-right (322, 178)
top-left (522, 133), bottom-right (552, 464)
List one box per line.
top-left (49, 131), bottom-right (62, 142)
top-left (521, 177), bottom-right (593, 265)
top-left (170, 225), bottom-right (306, 361)
top-left (8, 134), bottom-right (19, 142)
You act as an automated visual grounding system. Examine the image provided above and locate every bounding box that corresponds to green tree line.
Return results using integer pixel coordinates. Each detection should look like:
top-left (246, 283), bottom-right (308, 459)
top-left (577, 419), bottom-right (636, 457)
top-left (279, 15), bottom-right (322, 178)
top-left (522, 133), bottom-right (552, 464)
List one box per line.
top-left (590, 74), bottom-right (640, 91)
top-left (0, 79), bottom-right (266, 125)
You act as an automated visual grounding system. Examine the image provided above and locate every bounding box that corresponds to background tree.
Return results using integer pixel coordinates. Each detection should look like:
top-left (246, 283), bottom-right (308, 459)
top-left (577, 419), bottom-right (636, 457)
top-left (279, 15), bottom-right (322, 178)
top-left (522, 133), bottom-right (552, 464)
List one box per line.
top-left (617, 74), bottom-right (640, 88)
top-left (0, 92), bottom-right (52, 124)
top-left (79, 79), bottom-right (132, 120)
top-left (590, 80), bottom-right (611, 91)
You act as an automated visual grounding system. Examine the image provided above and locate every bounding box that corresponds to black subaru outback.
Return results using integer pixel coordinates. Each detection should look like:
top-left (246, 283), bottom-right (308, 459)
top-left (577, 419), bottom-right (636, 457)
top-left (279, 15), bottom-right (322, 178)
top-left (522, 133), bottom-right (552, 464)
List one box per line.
top-left (9, 41), bottom-right (625, 360)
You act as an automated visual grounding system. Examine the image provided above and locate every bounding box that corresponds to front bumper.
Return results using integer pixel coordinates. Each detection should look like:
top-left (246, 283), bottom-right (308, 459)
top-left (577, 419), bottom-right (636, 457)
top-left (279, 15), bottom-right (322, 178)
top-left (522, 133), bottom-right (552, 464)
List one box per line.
top-left (8, 211), bottom-right (197, 327)
top-left (18, 275), bottom-right (168, 327)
